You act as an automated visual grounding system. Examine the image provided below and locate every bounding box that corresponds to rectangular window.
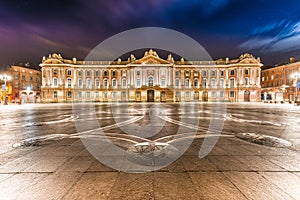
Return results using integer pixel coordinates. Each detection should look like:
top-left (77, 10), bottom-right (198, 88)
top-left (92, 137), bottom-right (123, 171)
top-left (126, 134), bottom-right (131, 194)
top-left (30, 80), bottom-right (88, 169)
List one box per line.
top-left (220, 91), bottom-right (224, 98)
top-left (15, 82), bottom-right (19, 88)
top-left (245, 69), bottom-right (249, 75)
top-left (78, 91), bottom-right (82, 98)
top-left (194, 71), bottom-right (198, 76)
top-left (136, 92), bottom-right (141, 98)
top-left (86, 92), bottom-right (90, 98)
top-left (53, 91), bottom-right (58, 98)
top-left (230, 91), bottom-right (235, 98)
top-left (175, 71), bottom-right (180, 77)
top-left (122, 91), bottom-right (126, 99)
top-left (104, 92), bottom-right (108, 98)
top-left (185, 91), bottom-right (190, 98)
top-left (161, 70), bottom-right (166, 76)
top-left (211, 92), bottom-right (216, 98)
top-left (136, 70), bottom-right (140, 76)
top-left (211, 70), bottom-right (216, 77)
top-left (53, 78), bottom-right (58, 86)
top-left (95, 92), bottom-right (99, 98)
top-left (22, 75), bottom-right (26, 81)
top-left (67, 70), bottom-right (72, 76)
top-left (67, 91), bottom-right (72, 98)
top-left (30, 76), bottom-right (33, 81)
top-left (230, 70), bottom-right (235, 76)
top-left (67, 78), bottom-right (72, 87)
top-left (202, 70), bottom-right (207, 76)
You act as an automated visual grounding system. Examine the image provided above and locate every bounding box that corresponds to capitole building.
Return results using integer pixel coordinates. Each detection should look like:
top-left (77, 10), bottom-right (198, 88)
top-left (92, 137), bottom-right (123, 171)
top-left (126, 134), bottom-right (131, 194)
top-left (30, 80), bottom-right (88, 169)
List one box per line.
top-left (40, 49), bottom-right (262, 103)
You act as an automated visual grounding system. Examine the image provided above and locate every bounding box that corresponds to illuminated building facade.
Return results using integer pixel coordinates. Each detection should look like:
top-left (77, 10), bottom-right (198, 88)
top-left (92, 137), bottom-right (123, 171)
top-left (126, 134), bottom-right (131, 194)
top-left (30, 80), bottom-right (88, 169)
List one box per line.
top-left (3, 66), bottom-right (42, 103)
top-left (40, 50), bottom-right (262, 103)
top-left (261, 58), bottom-right (300, 103)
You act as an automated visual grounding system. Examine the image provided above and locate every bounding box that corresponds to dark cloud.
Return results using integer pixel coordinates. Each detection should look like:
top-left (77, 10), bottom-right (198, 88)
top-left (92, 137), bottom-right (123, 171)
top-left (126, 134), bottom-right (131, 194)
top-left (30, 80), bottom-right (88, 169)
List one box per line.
top-left (0, 0), bottom-right (300, 69)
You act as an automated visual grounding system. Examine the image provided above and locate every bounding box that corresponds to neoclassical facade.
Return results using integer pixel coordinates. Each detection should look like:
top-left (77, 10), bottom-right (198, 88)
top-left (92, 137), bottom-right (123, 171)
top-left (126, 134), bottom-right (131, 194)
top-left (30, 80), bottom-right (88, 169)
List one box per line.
top-left (40, 50), bottom-right (262, 103)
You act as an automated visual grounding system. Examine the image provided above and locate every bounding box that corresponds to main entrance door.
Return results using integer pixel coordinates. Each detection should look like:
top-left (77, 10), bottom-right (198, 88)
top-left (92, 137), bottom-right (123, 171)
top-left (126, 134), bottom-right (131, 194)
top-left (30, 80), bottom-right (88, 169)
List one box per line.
top-left (147, 90), bottom-right (154, 102)
top-left (244, 91), bottom-right (250, 102)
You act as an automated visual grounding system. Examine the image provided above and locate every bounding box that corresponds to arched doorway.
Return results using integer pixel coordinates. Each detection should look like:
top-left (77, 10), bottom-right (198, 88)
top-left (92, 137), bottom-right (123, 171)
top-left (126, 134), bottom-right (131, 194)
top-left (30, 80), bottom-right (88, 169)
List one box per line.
top-left (21, 92), bottom-right (27, 104)
top-left (202, 91), bottom-right (208, 102)
top-left (147, 90), bottom-right (154, 102)
top-left (29, 92), bottom-right (34, 103)
top-left (244, 91), bottom-right (250, 102)
top-left (161, 91), bottom-right (166, 102)
top-left (194, 91), bottom-right (199, 101)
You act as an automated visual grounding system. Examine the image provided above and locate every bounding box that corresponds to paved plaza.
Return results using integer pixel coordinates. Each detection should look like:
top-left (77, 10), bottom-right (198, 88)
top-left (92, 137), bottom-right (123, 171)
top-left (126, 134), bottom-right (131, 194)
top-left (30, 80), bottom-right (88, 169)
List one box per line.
top-left (0, 102), bottom-right (300, 199)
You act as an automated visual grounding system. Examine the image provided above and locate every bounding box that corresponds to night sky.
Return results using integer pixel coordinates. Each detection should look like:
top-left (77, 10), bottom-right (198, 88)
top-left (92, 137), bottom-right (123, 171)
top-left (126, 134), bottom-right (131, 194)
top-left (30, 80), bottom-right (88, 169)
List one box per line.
top-left (1, 0), bottom-right (300, 69)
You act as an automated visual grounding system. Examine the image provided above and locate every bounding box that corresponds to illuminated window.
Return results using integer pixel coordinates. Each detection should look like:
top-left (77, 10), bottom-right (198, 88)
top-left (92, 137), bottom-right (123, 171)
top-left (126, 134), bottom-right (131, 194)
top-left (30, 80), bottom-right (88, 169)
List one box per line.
top-left (175, 78), bottom-right (180, 87)
top-left (86, 78), bottom-right (91, 88)
top-left (112, 79), bottom-right (117, 88)
top-left (95, 78), bottom-right (100, 87)
top-left (185, 78), bottom-right (190, 87)
top-left (53, 78), bottom-right (58, 86)
top-left (161, 78), bottom-right (165, 87)
top-left (122, 78), bottom-right (127, 87)
top-left (78, 79), bottom-right (82, 88)
top-left (194, 79), bottom-right (198, 87)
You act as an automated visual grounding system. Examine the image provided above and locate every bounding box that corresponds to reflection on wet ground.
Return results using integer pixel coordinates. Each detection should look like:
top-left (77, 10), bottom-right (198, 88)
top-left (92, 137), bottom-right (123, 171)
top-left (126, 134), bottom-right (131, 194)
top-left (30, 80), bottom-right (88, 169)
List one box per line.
top-left (0, 102), bottom-right (300, 199)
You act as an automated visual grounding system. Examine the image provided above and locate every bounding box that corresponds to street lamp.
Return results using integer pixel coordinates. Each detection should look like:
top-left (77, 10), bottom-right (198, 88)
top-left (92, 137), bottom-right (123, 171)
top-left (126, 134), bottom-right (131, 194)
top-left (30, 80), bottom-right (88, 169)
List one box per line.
top-left (0, 74), bottom-right (11, 105)
top-left (290, 72), bottom-right (299, 102)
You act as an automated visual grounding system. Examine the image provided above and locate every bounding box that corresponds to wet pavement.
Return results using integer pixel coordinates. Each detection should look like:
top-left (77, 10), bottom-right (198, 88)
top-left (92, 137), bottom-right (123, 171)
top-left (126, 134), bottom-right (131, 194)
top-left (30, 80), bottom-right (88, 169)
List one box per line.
top-left (0, 102), bottom-right (300, 199)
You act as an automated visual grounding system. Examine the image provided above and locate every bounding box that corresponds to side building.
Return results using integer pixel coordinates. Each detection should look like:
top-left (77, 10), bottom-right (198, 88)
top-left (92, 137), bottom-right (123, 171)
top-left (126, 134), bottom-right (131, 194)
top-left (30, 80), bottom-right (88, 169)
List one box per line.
top-left (261, 58), bottom-right (300, 103)
top-left (40, 50), bottom-right (262, 103)
top-left (5, 65), bottom-right (42, 103)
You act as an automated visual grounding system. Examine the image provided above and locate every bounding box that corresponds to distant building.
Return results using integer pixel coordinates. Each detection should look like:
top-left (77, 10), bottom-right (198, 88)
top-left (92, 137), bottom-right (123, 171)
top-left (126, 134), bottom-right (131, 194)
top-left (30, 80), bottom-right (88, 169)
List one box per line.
top-left (261, 58), bottom-right (300, 103)
top-left (40, 50), bottom-right (262, 103)
top-left (5, 65), bottom-right (42, 103)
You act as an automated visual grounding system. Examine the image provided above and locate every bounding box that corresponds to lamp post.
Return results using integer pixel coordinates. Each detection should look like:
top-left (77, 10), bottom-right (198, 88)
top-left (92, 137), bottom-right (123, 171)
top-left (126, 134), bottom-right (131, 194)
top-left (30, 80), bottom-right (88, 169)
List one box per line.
top-left (0, 74), bottom-right (11, 105)
top-left (290, 72), bottom-right (299, 102)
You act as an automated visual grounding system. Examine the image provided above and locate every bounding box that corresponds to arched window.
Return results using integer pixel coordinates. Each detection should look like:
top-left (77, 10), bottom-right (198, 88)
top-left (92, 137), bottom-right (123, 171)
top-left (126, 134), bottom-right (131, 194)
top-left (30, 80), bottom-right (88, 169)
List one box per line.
top-left (78, 78), bottom-right (83, 88)
top-left (67, 78), bottom-right (72, 87)
top-left (194, 79), bottom-right (198, 87)
top-left (86, 78), bottom-right (91, 88)
top-left (103, 71), bottom-right (108, 77)
top-left (185, 78), bottom-right (190, 88)
top-left (245, 77), bottom-right (249, 85)
top-left (104, 79), bottom-right (108, 87)
top-left (53, 78), bottom-right (58, 86)
top-left (78, 70), bottom-right (82, 76)
top-left (86, 70), bottom-right (91, 77)
top-left (211, 78), bottom-right (216, 88)
top-left (148, 77), bottom-right (153, 87)
top-left (230, 78), bottom-right (235, 87)
top-left (175, 78), bottom-right (180, 88)
top-left (220, 78), bottom-right (224, 88)
top-left (202, 78), bottom-right (207, 88)
top-left (161, 78), bottom-right (165, 87)
top-left (122, 78), bottom-right (126, 88)
top-left (112, 79), bottom-right (117, 88)
top-left (95, 78), bottom-right (100, 88)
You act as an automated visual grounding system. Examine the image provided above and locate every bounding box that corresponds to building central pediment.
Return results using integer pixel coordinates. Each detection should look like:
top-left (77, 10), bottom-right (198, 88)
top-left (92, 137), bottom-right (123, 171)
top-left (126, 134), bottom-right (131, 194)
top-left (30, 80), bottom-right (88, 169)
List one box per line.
top-left (129, 49), bottom-right (173, 65)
